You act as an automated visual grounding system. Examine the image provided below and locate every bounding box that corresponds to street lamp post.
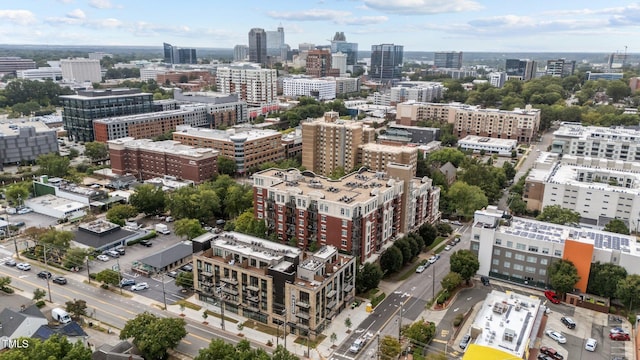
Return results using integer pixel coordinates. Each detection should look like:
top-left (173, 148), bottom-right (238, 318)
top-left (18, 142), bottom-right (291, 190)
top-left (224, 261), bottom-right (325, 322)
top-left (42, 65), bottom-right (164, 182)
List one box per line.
top-left (86, 257), bottom-right (91, 284)
top-left (46, 277), bottom-right (52, 302)
top-left (116, 259), bottom-right (122, 295)
top-left (398, 299), bottom-right (404, 341)
top-left (161, 273), bottom-right (167, 310)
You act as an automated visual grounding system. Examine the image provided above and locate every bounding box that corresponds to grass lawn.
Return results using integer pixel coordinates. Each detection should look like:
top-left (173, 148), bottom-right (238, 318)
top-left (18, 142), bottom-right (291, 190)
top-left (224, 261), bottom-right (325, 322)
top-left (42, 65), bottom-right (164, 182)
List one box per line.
top-left (294, 334), bottom-right (326, 348)
top-left (174, 299), bottom-right (202, 311)
top-left (242, 320), bottom-right (279, 336)
top-left (204, 309), bottom-right (239, 324)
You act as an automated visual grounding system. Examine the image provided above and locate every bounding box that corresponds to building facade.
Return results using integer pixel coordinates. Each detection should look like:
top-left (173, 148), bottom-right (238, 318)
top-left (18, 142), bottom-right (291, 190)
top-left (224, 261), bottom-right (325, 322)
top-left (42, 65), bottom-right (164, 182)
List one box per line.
top-left (458, 135), bottom-right (517, 156)
top-left (282, 77), bottom-right (336, 100)
top-left (216, 63), bottom-right (277, 107)
top-left (550, 123), bottom-right (640, 160)
top-left (0, 57), bottom-right (36, 74)
top-left (249, 28), bottom-right (267, 66)
top-left (60, 58), bottom-right (102, 83)
top-left (335, 77), bottom-right (360, 95)
top-left (359, 143), bottom-right (418, 175)
top-left (545, 59), bottom-right (575, 77)
top-left (434, 51), bottom-right (463, 69)
top-left (163, 43), bottom-right (197, 64)
top-left (370, 44), bottom-right (403, 82)
top-left (16, 67), bottom-right (62, 81)
top-left (234, 45), bottom-right (248, 62)
top-left (253, 165), bottom-right (439, 261)
top-left (266, 26), bottom-right (286, 60)
top-left (61, 88), bottom-right (154, 142)
top-left (306, 50), bottom-right (339, 78)
top-left (471, 206), bottom-right (639, 292)
top-left (172, 125), bottom-right (285, 174)
top-left (301, 112), bottom-right (375, 176)
top-left (389, 82), bottom-right (445, 105)
top-left (108, 137), bottom-right (218, 184)
top-left (330, 32), bottom-right (358, 69)
top-left (194, 232), bottom-right (356, 339)
top-left (0, 126), bottom-right (58, 168)
top-left (505, 59), bottom-right (537, 81)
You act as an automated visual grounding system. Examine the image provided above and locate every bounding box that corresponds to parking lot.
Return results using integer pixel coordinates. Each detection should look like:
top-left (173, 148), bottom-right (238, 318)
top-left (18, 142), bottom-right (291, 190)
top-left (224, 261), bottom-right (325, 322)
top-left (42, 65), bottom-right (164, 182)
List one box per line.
top-left (1, 211), bottom-right (58, 236)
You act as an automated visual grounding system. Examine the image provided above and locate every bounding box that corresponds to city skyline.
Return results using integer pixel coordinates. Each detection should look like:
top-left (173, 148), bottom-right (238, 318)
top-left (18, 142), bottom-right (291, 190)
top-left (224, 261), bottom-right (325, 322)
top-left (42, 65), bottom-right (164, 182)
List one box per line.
top-left (0, 1), bottom-right (639, 53)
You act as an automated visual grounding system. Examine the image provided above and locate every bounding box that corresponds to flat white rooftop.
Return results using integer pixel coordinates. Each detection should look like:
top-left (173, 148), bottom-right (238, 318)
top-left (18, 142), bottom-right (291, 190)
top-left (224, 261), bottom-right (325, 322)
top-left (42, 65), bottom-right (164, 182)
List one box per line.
top-left (554, 123), bottom-right (640, 141)
top-left (458, 135), bottom-right (518, 147)
top-left (545, 162), bottom-right (640, 196)
top-left (174, 125), bottom-right (280, 142)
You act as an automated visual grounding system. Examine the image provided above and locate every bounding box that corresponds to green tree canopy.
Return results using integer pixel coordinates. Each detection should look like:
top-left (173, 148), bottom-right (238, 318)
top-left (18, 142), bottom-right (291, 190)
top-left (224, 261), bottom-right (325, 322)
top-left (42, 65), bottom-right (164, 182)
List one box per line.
top-left (65, 299), bottom-right (88, 321)
top-left (587, 262), bottom-right (627, 298)
top-left (232, 210), bottom-right (267, 238)
top-left (450, 249), bottom-right (480, 284)
top-left (174, 218), bottom-right (206, 240)
top-left (403, 319), bottom-right (436, 347)
top-left (441, 272), bottom-right (463, 292)
top-left (379, 335), bottom-right (401, 359)
top-left (120, 312), bottom-right (187, 360)
top-left (32, 288), bottom-right (46, 302)
top-left (616, 274), bottom-right (640, 310)
top-left (175, 271), bottom-right (194, 290)
top-left (129, 184), bottom-right (166, 216)
top-left (379, 246), bottom-right (403, 275)
top-left (106, 204), bottom-right (138, 226)
top-left (95, 269), bottom-right (120, 287)
top-left (5, 182), bottom-right (30, 206)
top-left (604, 219), bottom-right (630, 235)
top-left (0, 334), bottom-right (92, 360)
top-left (217, 156), bottom-right (238, 176)
top-left (536, 205), bottom-right (580, 225)
top-left (36, 153), bottom-right (70, 177)
top-left (427, 148), bottom-right (466, 168)
top-left (356, 262), bottom-right (383, 293)
top-left (83, 141), bottom-right (109, 161)
top-left (446, 181), bottom-right (488, 219)
top-left (548, 259), bottom-right (580, 296)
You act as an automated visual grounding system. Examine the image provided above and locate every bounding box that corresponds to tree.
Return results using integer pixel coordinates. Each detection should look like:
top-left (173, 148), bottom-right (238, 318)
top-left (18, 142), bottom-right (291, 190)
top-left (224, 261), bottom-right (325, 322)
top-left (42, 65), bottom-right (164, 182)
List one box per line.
top-left (175, 271), bottom-right (194, 290)
top-left (606, 80), bottom-right (631, 102)
top-left (194, 339), bottom-right (236, 359)
top-left (604, 219), bottom-right (630, 235)
top-left (5, 183), bottom-right (30, 206)
top-left (36, 153), bottom-right (70, 177)
top-left (0, 276), bottom-right (12, 292)
top-left (65, 299), bottom-right (88, 321)
top-left (587, 262), bottom-right (627, 298)
top-left (106, 204), bottom-right (138, 226)
top-left (272, 344), bottom-right (299, 360)
top-left (95, 269), bottom-right (120, 287)
top-left (536, 205), bottom-right (580, 225)
top-left (419, 224), bottom-right (437, 248)
top-left (502, 161), bottom-right (516, 181)
top-left (223, 184), bottom-right (253, 219)
top-left (129, 184), bottom-right (166, 216)
top-left (379, 335), bottom-right (401, 359)
top-left (217, 156), bottom-right (237, 176)
top-left (450, 250), bottom-right (480, 285)
top-left (83, 141), bottom-right (109, 162)
top-left (441, 272), bottom-right (463, 292)
top-left (330, 332), bottom-right (337, 346)
top-left (379, 246), bottom-right (403, 275)
top-left (548, 259), bottom-right (580, 297)
top-left (120, 312), bottom-right (187, 360)
top-left (202, 310), bottom-right (208, 324)
top-left (344, 317), bottom-right (352, 330)
top-left (616, 274), bottom-right (640, 310)
top-left (0, 334), bottom-right (92, 360)
top-left (355, 262), bottom-right (383, 293)
top-left (446, 181), bottom-right (488, 219)
top-left (174, 218), bottom-right (205, 240)
top-left (427, 148), bottom-right (466, 167)
top-left (33, 288), bottom-right (46, 302)
top-left (403, 319), bottom-right (436, 346)
top-left (233, 210), bottom-right (267, 238)
top-left (394, 239), bottom-right (412, 265)
top-left (63, 247), bottom-right (90, 270)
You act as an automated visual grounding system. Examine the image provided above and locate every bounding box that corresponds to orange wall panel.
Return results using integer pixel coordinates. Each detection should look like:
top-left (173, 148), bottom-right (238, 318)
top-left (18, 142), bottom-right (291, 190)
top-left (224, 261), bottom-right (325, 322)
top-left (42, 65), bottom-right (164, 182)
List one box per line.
top-left (562, 239), bottom-right (593, 293)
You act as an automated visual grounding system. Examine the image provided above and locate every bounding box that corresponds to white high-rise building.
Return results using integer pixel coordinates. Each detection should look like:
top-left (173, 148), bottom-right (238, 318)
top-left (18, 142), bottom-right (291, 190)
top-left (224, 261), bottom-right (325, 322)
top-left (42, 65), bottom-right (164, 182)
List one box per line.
top-left (216, 63), bottom-right (277, 107)
top-left (488, 72), bottom-right (506, 88)
top-left (331, 52), bottom-right (347, 77)
top-left (60, 58), bottom-right (102, 83)
top-left (283, 77), bottom-right (336, 100)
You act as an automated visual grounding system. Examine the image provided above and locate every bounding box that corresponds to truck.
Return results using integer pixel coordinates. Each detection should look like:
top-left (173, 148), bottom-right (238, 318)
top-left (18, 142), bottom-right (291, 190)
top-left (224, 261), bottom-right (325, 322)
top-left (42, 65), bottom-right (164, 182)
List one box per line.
top-left (155, 223), bottom-right (170, 235)
top-left (51, 308), bottom-right (72, 324)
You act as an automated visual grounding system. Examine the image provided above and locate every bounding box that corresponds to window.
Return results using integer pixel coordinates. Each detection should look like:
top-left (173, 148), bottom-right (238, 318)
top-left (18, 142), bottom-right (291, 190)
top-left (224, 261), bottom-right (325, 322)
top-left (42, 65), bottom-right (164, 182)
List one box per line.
top-left (471, 243), bottom-right (479, 251)
top-left (540, 259), bottom-right (548, 265)
top-left (542, 248), bottom-right (549, 254)
top-left (473, 234), bottom-right (480, 240)
top-left (526, 256), bottom-right (537, 263)
top-left (513, 264), bottom-right (524, 271)
top-left (493, 249), bottom-right (501, 256)
top-left (539, 269), bottom-right (546, 276)
top-left (528, 246), bottom-right (538, 252)
top-left (504, 251), bottom-right (512, 258)
top-left (492, 259), bottom-right (500, 265)
top-left (341, 229), bottom-right (347, 237)
top-left (504, 261), bottom-right (511, 268)
top-left (342, 220), bottom-right (348, 227)
top-left (525, 266), bottom-right (536, 273)
top-left (516, 243), bottom-right (526, 250)
top-left (321, 224), bottom-right (326, 231)
top-left (554, 250), bottom-right (562, 257)
top-left (495, 239), bottom-right (502, 245)
top-left (506, 241), bottom-right (513, 248)
top-left (341, 240), bottom-right (347, 246)
top-left (514, 254), bottom-right (525, 261)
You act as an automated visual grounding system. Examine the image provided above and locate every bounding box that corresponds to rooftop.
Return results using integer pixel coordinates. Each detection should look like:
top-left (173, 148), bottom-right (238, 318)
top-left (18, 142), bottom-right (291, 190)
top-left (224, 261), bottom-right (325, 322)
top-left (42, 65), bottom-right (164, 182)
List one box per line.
top-left (0, 119), bottom-right (56, 136)
top-left (107, 137), bottom-right (219, 158)
top-left (93, 108), bottom-right (190, 124)
top-left (470, 290), bottom-right (543, 358)
top-left (360, 142), bottom-right (417, 154)
top-left (138, 241), bottom-right (193, 270)
top-left (544, 161), bottom-right (640, 196)
top-left (26, 194), bottom-right (87, 213)
top-left (174, 125), bottom-right (281, 142)
top-left (458, 135), bottom-right (518, 147)
top-left (211, 231), bottom-right (302, 263)
top-left (61, 88), bottom-right (151, 100)
top-left (554, 123), bottom-right (640, 141)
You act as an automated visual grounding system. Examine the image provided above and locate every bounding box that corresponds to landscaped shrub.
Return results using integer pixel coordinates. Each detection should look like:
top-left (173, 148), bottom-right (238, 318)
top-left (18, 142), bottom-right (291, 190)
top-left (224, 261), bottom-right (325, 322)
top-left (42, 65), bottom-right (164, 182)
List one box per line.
top-left (453, 314), bottom-right (464, 327)
top-left (436, 290), bottom-right (450, 305)
top-left (35, 300), bottom-right (46, 308)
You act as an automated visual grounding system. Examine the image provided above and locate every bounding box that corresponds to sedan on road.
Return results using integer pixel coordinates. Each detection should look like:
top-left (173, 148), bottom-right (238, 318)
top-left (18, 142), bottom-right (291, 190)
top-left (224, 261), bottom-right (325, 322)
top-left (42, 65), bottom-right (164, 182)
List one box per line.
top-left (16, 263), bottom-right (31, 271)
top-left (131, 282), bottom-right (149, 291)
top-left (52, 276), bottom-right (67, 285)
top-left (4, 259), bottom-right (16, 267)
top-left (37, 271), bottom-right (52, 279)
top-left (609, 332), bottom-right (630, 341)
top-left (545, 330), bottom-right (567, 344)
top-left (428, 256), bottom-right (437, 264)
top-left (416, 265), bottom-right (426, 273)
top-left (96, 254), bottom-right (109, 262)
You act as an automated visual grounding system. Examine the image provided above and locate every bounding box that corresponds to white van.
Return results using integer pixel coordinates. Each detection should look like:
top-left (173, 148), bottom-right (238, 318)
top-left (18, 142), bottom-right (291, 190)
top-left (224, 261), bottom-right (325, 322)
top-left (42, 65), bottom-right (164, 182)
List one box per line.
top-left (51, 308), bottom-right (72, 324)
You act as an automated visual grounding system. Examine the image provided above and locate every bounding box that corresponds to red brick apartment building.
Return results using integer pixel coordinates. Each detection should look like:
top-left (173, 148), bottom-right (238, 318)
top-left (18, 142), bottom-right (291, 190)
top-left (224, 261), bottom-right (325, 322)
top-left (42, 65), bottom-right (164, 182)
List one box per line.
top-left (252, 163), bottom-right (440, 261)
top-left (108, 137), bottom-right (218, 184)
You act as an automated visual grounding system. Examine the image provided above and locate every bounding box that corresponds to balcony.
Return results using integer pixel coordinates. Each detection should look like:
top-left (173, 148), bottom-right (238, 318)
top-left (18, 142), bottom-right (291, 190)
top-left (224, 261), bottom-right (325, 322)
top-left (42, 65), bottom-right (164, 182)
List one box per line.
top-left (343, 284), bottom-right (354, 293)
top-left (296, 301), bottom-right (310, 309)
top-left (246, 295), bottom-right (259, 303)
top-left (326, 300), bottom-right (337, 309)
top-left (326, 290), bottom-right (337, 298)
top-left (246, 285), bottom-right (259, 292)
top-left (222, 287), bottom-right (239, 296)
top-left (296, 312), bottom-right (310, 320)
top-left (221, 277), bottom-right (238, 285)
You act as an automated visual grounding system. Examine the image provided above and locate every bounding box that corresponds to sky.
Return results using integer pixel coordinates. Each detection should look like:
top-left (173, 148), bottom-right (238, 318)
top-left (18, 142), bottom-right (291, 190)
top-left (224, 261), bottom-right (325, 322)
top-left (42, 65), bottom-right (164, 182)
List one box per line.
top-left (1, 0), bottom-right (639, 53)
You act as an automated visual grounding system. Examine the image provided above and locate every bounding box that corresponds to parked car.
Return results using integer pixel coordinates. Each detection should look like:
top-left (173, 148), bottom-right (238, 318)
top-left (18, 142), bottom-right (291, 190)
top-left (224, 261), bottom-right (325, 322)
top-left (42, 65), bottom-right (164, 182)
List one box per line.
top-left (17, 207), bottom-right (33, 215)
top-left (13, 221), bottom-right (25, 227)
top-left (120, 279), bottom-right (136, 287)
top-left (115, 246), bottom-right (126, 255)
top-left (416, 265), bottom-right (426, 273)
top-left (544, 290), bottom-right (560, 304)
top-left (444, 245), bottom-right (452, 251)
top-left (609, 332), bottom-right (630, 341)
top-left (167, 271), bottom-right (179, 278)
top-left (52, 276), bottom-right (67, 285)
top-left (428, 256), bottom-right (437, 264)
top-left (480, 276), bottom-right (490, 286)
top-left (16, 263), bottom-right (31, 271)
top-left (181, 264), bottom-right (193, 272)
top-left (4, 259), bottom-right (16, 267)
top-left (37, 271), bottom-right (52, 279)
top-left (105, 250), bottom-right (120, 258)
top-left (165, 216), bottom-right (174, 222)
top-left (537, 355), bottom-right (554, 360)
top-left (459, 334), bottom-right (471, 350)
top-left (139, 240), bottom-right (153, 247)
top-left (131, 282), bottom-right (149, 291)
top-left (545, 330), bottom-right (567, 344)
top-left (96, 254), bottom-right (109, 262)
top-left (539, 346), bottom-right (564, 360)
top-left (585, 338), bottom-right (597, 352)
top-left (452, 220), bottom-right (462, 226)
top-left (560, 316), bottom-right (576, 329)
top-left (610, 327), bottom-right (629, 335)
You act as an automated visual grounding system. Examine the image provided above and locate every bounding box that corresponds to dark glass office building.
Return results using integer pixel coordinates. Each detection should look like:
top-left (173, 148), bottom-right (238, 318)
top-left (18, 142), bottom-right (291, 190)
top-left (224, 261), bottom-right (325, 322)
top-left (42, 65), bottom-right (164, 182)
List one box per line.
top-left (248, 28), bottom-right (267, 66)
top-left (61, 88), bottom-right (154, 142)
top-left (370, 44), bottom-right (403, 82)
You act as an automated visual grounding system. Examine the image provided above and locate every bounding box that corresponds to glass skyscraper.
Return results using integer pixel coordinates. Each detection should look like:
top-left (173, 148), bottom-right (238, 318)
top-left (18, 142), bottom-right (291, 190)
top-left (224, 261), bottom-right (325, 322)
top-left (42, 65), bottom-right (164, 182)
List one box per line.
top-left (370, 44), bottom-right (403, 82)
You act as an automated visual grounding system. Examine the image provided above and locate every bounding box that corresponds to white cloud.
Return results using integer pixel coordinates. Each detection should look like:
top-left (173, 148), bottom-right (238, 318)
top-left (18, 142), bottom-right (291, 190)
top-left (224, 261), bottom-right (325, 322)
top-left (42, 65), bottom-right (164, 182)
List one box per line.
top-left (95, 18), bottom-right (122, 28)
top-left (67, 9), bottom-right (86, 19)
top-left (89, 0), bottom-right (115, 9)
top-left (363, 0), bottom-right (483, 15)
top-left (267, 9), bottom-right (350, 21)
top-left (0, 10), bottom-right (37, 25)
top-left (57, 0), bottom-right (74, 3)
top-left (339, 16), bottom-right (388, 26)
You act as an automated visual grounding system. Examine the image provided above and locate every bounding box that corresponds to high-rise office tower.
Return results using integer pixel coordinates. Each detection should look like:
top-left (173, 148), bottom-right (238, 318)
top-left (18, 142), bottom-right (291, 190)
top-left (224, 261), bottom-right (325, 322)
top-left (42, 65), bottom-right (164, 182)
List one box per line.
top-left (306, 50), bottom-right (339, 78)
top-left (370, 44), bottom-right (404, 82)
top-left (216, 63), bottom-right (277, 107)
top-left (60, 58), bottom-right (102, 83)
top-left (330, 32), bottom-right (358, 69)
top-left (505, 59), bottom-right (537, 81)
top-left (434, 51), bottom-right (463, 69)
top-left (234, 45), bottom-right (248, 61)
top-left (266, 26), bottom-right (286, 60)
top-left (163, 43), bottom-right (197, 64)
top-left (545, 59), bottom-right (575, 77)
top-left (248, 28), bottom-right (267, 66)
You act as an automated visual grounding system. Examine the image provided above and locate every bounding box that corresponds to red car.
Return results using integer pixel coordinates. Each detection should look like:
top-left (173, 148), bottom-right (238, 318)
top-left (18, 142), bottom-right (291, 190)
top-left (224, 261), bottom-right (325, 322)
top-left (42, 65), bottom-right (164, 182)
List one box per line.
top-left (544, 290), bottom-right (560, 304)
top-left (610, 332), bottom-right (630, 341)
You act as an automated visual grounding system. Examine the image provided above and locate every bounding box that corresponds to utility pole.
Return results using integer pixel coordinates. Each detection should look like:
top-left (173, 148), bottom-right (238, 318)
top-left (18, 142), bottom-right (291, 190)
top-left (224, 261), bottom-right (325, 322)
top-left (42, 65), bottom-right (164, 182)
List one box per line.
top-left (161, 273), bottom-right (167, 310)
top-left (46, 276), bottom-right (52, 302)
top-left (398, 299), bottom-right (404, 341)
top-left (116, 259), bottom-right (122, 295)
top-left (86, 257), bottom-right (91, 284)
